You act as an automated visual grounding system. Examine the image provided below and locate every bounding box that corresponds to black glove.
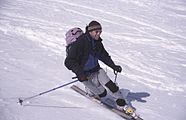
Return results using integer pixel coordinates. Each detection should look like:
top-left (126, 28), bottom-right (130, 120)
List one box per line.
top-left (78, 74), bottom-right (88, 82)
top-left (113, 65), bottom-right (122, 73)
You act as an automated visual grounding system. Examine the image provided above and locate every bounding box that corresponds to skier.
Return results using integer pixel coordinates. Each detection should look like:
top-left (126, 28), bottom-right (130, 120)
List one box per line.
top-left (65, 20), bottom-right (133, 113)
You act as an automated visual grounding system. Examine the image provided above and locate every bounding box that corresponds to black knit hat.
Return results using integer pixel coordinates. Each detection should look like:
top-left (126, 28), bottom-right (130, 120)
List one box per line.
top-left (87, 21), bottom-right (102, 32)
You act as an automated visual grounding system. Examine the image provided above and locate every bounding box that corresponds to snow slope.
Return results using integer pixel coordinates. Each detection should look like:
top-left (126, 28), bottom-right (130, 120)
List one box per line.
top-left (0, 0), bottom-right (186, 120)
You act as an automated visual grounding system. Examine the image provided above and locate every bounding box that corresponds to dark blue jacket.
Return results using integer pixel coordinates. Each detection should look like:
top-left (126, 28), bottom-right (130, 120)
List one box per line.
top-left (65, 32), bottom-right (116, 77)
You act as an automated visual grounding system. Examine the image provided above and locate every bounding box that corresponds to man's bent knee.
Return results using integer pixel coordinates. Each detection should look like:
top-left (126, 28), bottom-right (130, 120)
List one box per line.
top-left (105, 80), bottom-right (119, 93)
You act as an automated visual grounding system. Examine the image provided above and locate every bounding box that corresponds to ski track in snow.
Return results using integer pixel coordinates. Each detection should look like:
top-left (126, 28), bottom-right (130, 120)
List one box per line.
top-left (1, 0), bottom-right (186, 120)
top-left (59, 0), bottom-right (186, 40)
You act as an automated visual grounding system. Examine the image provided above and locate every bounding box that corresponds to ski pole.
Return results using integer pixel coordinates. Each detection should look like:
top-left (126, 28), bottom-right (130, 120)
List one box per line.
top-left (114, 71), bottom-right (118, 83)
top-left (18, 79), bottom-right (78, 105)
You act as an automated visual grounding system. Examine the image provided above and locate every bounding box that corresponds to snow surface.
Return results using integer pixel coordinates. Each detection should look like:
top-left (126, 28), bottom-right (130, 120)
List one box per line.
top-left (0, 0), bottom-right (186, 120)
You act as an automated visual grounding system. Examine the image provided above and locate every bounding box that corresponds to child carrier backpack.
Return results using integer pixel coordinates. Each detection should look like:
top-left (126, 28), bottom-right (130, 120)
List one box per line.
top-left (65, 27), bottom-right (84, 56)
top-left (65, 27), bottom-right (84, 46)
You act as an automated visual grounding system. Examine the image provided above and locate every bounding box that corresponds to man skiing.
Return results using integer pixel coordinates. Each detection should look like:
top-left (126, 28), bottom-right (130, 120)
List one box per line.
top-left (65, 20), bottom-right (133, 113)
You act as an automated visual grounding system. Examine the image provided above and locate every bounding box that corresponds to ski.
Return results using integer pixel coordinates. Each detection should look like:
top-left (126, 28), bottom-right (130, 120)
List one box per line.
top-left (71, 85), bottom-right (143, 120)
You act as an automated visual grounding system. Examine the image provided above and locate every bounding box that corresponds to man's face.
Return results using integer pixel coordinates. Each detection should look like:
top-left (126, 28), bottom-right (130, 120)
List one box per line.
top-left (89, 30), bottom-right (102, 40)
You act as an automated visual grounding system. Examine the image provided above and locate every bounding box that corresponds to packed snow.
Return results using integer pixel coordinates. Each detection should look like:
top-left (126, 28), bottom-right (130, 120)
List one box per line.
top-left (0, 0), bottom-right (186, 120)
